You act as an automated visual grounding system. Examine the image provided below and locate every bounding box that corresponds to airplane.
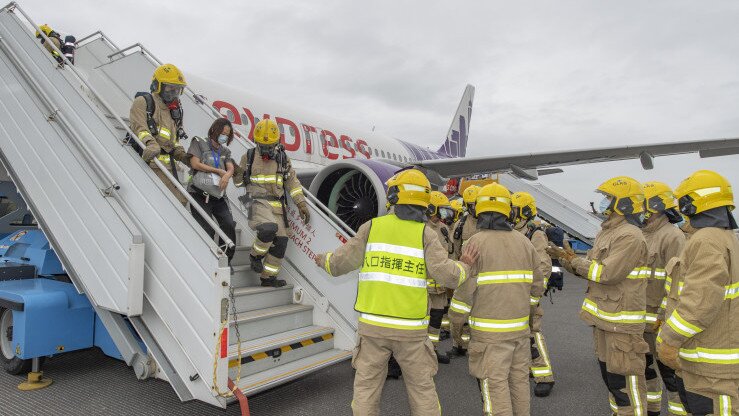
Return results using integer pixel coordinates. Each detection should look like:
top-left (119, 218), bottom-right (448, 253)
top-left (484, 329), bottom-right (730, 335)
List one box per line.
top-left (185, 74), bottom-right (739, 231)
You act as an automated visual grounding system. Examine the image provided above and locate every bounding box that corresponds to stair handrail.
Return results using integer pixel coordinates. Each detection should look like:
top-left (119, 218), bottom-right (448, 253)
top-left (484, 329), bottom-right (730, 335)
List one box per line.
top-left (3, 2), bottom-right (235, 253)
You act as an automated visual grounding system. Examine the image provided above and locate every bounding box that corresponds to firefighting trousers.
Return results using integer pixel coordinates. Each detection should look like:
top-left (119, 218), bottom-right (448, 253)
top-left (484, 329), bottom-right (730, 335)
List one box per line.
top-left (248, 201), bottom-right (288, 278)
top-left (644, 331), bottom-right (687, 415)
top-left (351, 335), bottom-right (440, 416)
top-left (428, 292), bottom-right (447, 346)
top-left (594, 328), bottom-right (649, 416)
top-left (468, 337), bottom-right (530, 416)
top-left (678, 371), bottom-right (739, 416)
top-left (530, 305), bottom-right (554, 383)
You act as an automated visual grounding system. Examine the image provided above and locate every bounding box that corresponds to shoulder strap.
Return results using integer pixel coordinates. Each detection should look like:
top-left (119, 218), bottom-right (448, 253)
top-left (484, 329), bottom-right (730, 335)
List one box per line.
top-left (244, 148), bottom-right (256, 184)
top-left (134, 92), bottom-right (158, 136)
top-left (526, 226), bottom-right (542, 240)
top-left (454, 213), bottom-right (468, 240)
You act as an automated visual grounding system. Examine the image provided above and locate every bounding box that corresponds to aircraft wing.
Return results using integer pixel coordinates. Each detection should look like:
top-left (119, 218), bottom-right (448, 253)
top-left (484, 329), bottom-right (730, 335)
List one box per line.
top-left (412, 137), bottom-right (739, 180)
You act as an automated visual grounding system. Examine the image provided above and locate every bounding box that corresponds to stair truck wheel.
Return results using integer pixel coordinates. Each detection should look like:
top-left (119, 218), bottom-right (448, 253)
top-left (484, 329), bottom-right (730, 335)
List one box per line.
top-left (0, 307), bottom-right (35, 375)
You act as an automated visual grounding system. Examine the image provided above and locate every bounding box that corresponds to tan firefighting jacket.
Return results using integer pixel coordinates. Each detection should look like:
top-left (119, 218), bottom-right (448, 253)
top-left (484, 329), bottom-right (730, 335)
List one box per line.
top-left (657, 227), bottom-right (739, 378)
top-left (452, 213), bottom-right (478, 260)
top-left (129, 93), bottom-right (185, 167)
top-left (427, 220), bottom-right (453, 295)
top-left (449, 228), bottom-right (543, 343)
top-left (317, 211), bottom-right (469, 341)
top-left (569, 214), bottom-right (649, 335)
top-left (236, 152), bottom-right (306, 215)
top-left (42, 36), bottom-right (61, 59)
top-left (641, 214), bottom-right (685, 330)
top-left (515, 224), bottom-right (551, 307)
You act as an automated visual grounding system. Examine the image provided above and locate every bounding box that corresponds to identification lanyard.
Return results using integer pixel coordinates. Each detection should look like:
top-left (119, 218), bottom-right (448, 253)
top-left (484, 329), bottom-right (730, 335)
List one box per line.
top-left (210, 145), bottom-right (221, 169)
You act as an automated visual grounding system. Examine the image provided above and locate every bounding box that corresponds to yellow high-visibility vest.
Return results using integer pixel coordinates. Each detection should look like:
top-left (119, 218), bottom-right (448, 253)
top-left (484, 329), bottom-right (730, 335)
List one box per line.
top-left (355, 214), bottom-right (428, 330)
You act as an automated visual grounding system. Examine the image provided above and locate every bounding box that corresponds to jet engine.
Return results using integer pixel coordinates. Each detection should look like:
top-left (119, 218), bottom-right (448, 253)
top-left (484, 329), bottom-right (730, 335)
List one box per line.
top-left (309, 160), bottom-right (400, 231)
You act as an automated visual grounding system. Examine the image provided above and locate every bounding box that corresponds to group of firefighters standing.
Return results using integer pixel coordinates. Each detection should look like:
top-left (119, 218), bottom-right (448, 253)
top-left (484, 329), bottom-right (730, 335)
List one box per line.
top-left (317, 168), bottom-right (737, 416)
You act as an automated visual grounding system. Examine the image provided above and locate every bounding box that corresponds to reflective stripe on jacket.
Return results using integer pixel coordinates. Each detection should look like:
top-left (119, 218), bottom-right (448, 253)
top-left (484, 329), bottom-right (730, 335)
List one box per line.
top-left (570, 215), bottom-right (649, 335)
top-left (658, 228), bottom-right (739, 378)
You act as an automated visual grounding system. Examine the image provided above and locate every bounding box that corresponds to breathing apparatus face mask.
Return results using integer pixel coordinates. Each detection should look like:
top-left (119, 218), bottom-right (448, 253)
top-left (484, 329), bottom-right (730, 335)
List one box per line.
top-left (160, 83), bottom-right (184, 103)
top-left (438, 207), bottom-right (455, 225)
top-left (597, 195), bottom-right (613, 215)
top-left (259, 144), bottom-right (277, 158)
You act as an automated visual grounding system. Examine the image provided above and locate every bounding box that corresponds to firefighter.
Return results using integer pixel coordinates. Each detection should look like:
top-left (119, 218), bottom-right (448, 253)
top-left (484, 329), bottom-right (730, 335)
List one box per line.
top-left (548, 176), bottom-right (649, 416)
top-left (451, 198), bottom-right (464, 223)
top-left (314, 168), bottom-right (477, 416)
top-left (426, 191), bottom-right (456, 364)
top-left (129, 64), bottom-right (190, 205)
top-left (640, 181), bottom-right (687, 415)
top-left (448, 185), bottom-right (481, 358)
top-left (656, 170), bottom-right (739, 416)
top-left (511, 191), bottom-right (555, 397)
top-left (35, 24), bottom-right (62, 63)
top-left (237, 119), bottom-right (310, 288)
top-left (451, 183), bottom-right (543, 415)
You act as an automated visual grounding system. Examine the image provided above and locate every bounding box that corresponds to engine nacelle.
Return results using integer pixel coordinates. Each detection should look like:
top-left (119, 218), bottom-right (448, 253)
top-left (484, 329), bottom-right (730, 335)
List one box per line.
top-left (309, 159), bottom-right (399, 231)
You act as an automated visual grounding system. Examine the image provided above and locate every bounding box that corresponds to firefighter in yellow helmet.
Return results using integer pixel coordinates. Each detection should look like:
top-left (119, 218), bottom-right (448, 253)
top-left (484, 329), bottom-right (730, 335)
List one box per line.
top-left (656, 170), bottom-right (739, 416)
top-left (425, 191), bottom-right (455, 364)
top-left (511, 191), bottom-right (555, 397)
top-left (450, 198), bottom-right (464, 223)
top-left (548, 176), bottom-right (649, 416)
top-left (451, 183), bottom-right (544, 415)
top-left (129, 64), bottom-right (190, 205)
top-left (313, 168), bottom-right (478, 416)
top-left (448, 184), bottom-right (481, 358)
top-left (639, 181), bottom-right (687, 415)
top-left (236, 119), bottom-right (310, 287)
top-left (35, 24), bottom-right (62, 63)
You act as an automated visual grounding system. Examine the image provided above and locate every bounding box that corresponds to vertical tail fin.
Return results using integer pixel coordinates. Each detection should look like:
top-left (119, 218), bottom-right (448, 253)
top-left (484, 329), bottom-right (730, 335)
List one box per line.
top-left (438, 84), bottom-right (474, 158)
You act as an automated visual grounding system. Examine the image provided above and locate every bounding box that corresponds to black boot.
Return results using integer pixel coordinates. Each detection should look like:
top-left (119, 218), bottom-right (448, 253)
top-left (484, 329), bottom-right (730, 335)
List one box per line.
top-left (446, 346), bottom-right (467, 359)
top-left (260, 276), bottom-right (286, 287)
top-left (439, 329), bottom-right (450, 341)
top-left (387, 355), bottom-right (401, 379)
top-left (250, 254), bottom-right (264, 273)
top-left (436, 350), bottom-right (450, 364)
top-left (534, 382), bottom-right (554, 397)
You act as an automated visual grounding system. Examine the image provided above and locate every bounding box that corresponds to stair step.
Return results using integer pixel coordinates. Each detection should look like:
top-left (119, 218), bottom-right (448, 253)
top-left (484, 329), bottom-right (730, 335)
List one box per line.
top-left (230, 264), bottom-right (261, 287)
top-left (231, 245), bottom-right (252, 266)
top-left (233, 348), bottom-right (352, 397)
top-left (230, 304), bottom-right (313, 343)
top-left (227, 326), bottom-right (335, 378)
top-left (232, 285), bottom-right (294, 313)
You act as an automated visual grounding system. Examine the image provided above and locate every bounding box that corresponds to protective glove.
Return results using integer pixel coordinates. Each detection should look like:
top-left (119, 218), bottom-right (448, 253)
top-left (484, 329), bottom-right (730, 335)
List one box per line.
top-left (546, 245), bottom-right (576, 262)
top-left (141, 138), bottom-right (161, 163)
top-left (298, 201), bottom-right (311, 224)
top-left (172, 146), bottom-right (190, 167)
top-left (652, 319), bottom-right (662, 333)
top-left (656, 341), bottom-right (680, 370)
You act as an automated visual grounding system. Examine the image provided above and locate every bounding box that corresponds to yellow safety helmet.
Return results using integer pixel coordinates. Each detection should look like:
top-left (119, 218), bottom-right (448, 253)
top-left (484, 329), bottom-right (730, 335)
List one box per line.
top-left (643, 181), bottom-right (677, 214)
top-left (450, 199), bottom-right (464, 221)
top-left (386, 168), bottom-right (431, 207)
top-left (596, 176), bottom-right (645, 216)
top-left (35, 24), bottom-right (53, 38)
top-left (475, 183), bottom-right (512, 216)
top-left (253, 119), bottom-right (281, 146)
top-left (462, 185), bottom-right (481, 204)
top-left (428, 191), bottom-right (451, 216)
top-left (150, 64), bottom-right (186, 95)
top-left (511, 191), bottom-right (537, 223)
top-left (675, 170), bottom-right (734, 216)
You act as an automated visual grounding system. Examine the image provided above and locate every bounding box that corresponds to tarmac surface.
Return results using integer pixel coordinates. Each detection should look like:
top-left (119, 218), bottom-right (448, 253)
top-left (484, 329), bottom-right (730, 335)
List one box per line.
top-left (0, 273), bottom-right (669, 415)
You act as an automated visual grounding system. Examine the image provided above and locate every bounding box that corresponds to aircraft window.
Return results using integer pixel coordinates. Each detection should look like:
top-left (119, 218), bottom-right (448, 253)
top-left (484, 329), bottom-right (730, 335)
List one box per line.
top-left (393, 154), bottom-right (397, 161)
top-left (381, 150), bottom-right (386, 158)
top-left (374, 148), bottom-right (378, 157)
top-left (289, 126), bottom-right (295, 136)
top-left (278, 124), bottom-right (284, 134)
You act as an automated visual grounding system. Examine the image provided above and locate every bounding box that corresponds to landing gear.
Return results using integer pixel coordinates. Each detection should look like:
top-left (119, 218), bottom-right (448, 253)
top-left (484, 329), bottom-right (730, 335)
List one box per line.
top-left (0, 308), bottom-right (44, 375)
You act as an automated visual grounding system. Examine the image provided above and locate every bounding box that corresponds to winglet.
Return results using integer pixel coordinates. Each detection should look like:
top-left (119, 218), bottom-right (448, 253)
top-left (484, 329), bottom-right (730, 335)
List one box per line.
top-left (437, 84), bottom-right (474, 158)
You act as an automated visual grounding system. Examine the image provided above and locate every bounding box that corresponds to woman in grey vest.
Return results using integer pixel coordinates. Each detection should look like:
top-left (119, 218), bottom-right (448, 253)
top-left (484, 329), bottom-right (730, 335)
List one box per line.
top-left (187, 118), bottom-right (237, 263)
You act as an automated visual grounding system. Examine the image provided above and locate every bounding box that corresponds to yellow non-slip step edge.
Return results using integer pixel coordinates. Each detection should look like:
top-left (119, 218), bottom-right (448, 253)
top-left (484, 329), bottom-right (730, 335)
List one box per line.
top-left (231, 304), bottom-right (313, 324)
top-left (227, 325), bottom-right (334, 358)
top-left (237, 350), bottom-right (353, 393)
top-left (232, 285), bottom-right (293, 296)
top-left (228, 332), bottom-right (335, 368)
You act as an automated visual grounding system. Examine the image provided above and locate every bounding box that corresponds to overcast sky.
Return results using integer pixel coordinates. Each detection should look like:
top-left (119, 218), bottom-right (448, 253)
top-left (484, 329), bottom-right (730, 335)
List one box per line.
top-left (25, 0), bottom-right (739, 209)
